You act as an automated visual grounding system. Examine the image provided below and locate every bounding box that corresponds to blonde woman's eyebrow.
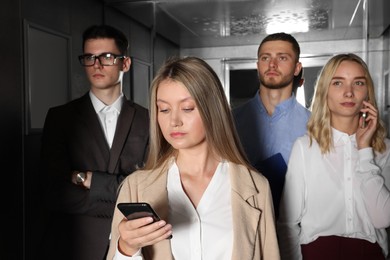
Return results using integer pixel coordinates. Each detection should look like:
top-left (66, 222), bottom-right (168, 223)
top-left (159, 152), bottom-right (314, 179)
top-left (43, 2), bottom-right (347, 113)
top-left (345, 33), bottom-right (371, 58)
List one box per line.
top-left (331, 76), bottom-right (366, 81)
top-left (156, 96), bottom-right (194, 104)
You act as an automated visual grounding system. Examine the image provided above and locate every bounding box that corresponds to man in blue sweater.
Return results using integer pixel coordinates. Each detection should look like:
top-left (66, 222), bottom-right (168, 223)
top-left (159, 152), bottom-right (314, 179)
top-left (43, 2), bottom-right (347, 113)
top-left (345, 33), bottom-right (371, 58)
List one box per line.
top-left (233, 32), bottom-right (310, 217)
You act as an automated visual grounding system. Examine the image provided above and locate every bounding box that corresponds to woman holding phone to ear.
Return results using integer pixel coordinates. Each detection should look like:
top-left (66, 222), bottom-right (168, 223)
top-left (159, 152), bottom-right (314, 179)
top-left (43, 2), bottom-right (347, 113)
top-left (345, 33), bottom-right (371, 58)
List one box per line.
top-left (106, 56), bottom-right (280, 260)
top-left (277, 53), bottom-right (390, 260)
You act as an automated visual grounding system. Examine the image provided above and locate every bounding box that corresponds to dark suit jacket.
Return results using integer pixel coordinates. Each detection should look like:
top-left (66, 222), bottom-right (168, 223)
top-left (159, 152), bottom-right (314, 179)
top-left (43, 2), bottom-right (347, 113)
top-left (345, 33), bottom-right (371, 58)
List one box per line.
top-left (40, 93), bottom-right (149, 260)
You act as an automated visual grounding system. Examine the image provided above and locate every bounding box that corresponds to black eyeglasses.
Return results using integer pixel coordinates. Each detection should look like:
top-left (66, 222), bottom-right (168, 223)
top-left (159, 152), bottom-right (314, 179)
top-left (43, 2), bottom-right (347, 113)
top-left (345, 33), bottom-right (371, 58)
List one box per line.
top-left (78, 52), bottom-right (126, 66)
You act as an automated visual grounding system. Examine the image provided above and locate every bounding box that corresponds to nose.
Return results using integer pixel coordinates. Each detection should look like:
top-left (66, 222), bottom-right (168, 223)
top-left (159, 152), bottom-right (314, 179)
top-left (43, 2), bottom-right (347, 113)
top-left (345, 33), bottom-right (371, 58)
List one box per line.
top-left (170, 110), bottom-right (182, 127)
top-left (93, 57), bottom-right (103, 68)
top-left (269, 57), bottom-right (277, 68)
top-left (343, 84), bottom-right (354, 98)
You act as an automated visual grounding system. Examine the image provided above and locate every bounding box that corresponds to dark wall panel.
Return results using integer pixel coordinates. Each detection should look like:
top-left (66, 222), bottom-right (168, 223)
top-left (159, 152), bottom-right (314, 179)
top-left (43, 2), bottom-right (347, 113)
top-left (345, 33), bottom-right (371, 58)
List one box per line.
top-left (1, 0), bottom-right (23, 259)
top-left (21, 1), bottom-right (104, 259)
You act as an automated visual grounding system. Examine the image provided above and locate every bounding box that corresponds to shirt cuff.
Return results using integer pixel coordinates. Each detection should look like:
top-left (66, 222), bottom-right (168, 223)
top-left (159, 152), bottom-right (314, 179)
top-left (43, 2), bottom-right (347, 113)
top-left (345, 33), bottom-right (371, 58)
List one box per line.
top-left (358, 147), bottom-right (374, 160)
top-left (114, 240), bottom-right (143, 260)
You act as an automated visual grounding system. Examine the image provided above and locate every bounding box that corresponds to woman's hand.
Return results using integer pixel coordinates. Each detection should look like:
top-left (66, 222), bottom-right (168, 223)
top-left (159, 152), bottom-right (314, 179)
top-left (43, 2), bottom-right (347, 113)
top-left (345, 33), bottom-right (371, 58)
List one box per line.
top-left (356, 100), bottom-right (377, 149)
top-left (117, 217), bottom-right (173, 256)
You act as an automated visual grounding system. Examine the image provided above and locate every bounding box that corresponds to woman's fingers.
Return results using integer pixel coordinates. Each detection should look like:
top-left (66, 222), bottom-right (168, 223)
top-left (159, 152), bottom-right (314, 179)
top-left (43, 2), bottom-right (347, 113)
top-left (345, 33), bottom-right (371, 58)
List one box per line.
top-left (117, 217), bottom-right (173, 256)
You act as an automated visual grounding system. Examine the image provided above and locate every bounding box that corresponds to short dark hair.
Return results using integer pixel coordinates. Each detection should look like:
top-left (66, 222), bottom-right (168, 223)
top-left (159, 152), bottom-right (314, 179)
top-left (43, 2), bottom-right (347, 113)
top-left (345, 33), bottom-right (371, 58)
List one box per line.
top-left (257, 32), bottom-right (300, 61)
top-left (82, 25), bottom-right (129, 55)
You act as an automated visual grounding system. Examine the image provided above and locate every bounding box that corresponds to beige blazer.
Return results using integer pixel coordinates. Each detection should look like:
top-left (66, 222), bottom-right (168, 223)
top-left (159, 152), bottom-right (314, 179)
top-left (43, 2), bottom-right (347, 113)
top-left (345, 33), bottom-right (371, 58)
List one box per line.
top-left (107, 162), bottom-right (280, 260)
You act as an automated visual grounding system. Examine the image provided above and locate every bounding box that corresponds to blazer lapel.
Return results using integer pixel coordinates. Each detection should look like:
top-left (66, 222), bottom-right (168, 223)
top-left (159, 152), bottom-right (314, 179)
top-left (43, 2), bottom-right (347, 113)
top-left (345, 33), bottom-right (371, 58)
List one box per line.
top-left (229, 163), bottom-right (261, 260)
top-left (76, 94), bottom-right (109, 159)
top-left (108, 99), bottom-right (135, 173)
top-left (142, 165), bottom-right (170, 221)
top-left (137, 163), bottom-right (262, 260)
top-left (141, 166), bottom-right (173, 260)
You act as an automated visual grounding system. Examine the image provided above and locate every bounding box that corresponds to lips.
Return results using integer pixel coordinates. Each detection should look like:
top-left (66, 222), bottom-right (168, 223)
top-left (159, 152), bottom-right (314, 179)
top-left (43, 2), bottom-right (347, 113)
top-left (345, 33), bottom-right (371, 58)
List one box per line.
top-left (265, 71), bottom-right (279, 77)
top-left (93, 73), bottom-right (104, 79)
top-left (341, 102), bottom-right (355, 107)
top-left (170, 132), bottom-right (185, 138)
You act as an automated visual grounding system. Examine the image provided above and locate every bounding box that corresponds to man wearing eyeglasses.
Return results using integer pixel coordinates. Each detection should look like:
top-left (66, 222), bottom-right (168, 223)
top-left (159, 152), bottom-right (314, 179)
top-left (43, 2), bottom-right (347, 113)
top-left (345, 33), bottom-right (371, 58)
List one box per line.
top-left (40, 25), bottom-right (149, 260)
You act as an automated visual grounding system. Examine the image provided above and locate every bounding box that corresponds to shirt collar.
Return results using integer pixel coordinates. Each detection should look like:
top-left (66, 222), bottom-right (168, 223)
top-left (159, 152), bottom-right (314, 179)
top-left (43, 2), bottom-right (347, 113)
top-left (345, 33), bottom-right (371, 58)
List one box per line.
top-left (89, 91), bottom-right (124, 114)
top-left (255, 90), bottom-right (297, 116)
top-left (332, 127), bottom-right (356, 145)
top-left (273, 95), bottom-right (296, 114)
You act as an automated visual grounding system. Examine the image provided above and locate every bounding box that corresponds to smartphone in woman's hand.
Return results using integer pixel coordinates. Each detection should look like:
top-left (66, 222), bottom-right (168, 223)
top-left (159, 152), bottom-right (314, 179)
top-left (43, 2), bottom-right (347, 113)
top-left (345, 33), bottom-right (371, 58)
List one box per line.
top-left (117, 202), bottom-right (161, 222)
top-left (117, 202), bottom-right (172, 239)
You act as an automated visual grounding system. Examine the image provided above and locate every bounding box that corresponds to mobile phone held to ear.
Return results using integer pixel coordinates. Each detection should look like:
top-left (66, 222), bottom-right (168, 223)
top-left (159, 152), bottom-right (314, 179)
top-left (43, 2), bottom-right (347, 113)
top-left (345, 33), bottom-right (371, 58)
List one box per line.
top-left (117, 202), bottom-right (161, 222)
top-left (361, 111), bottom-right (367, 128)
top-left (361, 97), bottom-right (369, 128)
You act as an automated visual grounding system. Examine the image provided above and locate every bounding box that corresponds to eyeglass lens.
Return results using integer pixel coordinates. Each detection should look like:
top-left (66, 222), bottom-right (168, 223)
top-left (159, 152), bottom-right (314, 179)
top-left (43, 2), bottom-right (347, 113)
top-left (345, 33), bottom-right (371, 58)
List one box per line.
top-left (79, 53), bottom-right (123, 66)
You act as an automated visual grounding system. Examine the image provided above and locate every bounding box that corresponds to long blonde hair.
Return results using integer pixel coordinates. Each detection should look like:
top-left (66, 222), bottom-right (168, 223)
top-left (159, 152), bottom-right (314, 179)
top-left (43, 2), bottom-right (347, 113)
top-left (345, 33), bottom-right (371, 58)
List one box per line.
top-left (145, 56), bottom-right (252, 170)
top-left (308, 53), bottom-right (387, 154)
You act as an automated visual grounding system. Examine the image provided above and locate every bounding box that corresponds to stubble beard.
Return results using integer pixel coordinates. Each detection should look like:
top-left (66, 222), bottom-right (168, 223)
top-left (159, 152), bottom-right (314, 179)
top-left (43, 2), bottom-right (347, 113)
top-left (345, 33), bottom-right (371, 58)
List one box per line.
top-left (259, 76), bottom-right (292, 90)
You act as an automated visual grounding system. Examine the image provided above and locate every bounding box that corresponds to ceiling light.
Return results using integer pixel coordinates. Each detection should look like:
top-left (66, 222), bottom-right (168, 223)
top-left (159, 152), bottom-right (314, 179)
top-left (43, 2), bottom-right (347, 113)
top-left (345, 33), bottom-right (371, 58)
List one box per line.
top-left (266, 19), bottom-right (309, 34)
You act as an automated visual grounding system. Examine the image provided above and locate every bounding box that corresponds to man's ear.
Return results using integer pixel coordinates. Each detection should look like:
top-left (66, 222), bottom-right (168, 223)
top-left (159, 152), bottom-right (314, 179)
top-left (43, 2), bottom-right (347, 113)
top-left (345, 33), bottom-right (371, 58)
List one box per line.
top-left (122, 56), bottom-right (131, 72)
top-left (294, 62), bottom-right (302, 76)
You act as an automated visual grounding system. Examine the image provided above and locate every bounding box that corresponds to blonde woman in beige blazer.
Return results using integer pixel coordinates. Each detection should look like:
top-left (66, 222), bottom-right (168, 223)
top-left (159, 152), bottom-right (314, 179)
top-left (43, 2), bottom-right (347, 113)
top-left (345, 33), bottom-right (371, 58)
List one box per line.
top-left (107, 57), bottom-right (280, 260)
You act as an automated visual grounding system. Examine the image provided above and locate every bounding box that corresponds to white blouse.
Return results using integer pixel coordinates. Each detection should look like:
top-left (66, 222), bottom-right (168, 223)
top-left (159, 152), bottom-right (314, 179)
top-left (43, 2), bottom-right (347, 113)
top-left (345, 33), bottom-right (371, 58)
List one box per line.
top-left (168, 160), bottom-right (233, 260)
top-left (277, 128), bottom-right (390, 260)
top-left (114, 160), bottom-right (233, 260)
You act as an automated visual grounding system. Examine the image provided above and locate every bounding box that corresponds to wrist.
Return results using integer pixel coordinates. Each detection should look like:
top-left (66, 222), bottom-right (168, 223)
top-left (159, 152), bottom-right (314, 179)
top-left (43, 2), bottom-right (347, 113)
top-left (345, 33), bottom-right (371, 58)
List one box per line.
top-left (118, 238), bottom-right (141, 257)
top-left (72, 171), bottom-right (88, 188)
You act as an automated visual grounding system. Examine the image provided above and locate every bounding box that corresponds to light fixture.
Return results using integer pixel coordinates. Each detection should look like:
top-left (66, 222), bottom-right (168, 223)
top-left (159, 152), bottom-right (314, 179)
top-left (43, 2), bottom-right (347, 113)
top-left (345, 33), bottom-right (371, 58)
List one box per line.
top-left (266, 10), bottom-right (309, 34)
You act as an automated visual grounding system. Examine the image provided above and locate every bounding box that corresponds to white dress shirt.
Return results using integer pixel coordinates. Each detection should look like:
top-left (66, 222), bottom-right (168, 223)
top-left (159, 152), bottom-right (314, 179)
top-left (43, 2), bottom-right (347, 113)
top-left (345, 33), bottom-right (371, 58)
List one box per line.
top-left (359, 150), bottom-right (390, 229)
top-left (277, 128), bottom-right (390, 260)
top-left (89, 91), bottom-right (123, 148)
top-left (114, 160), bottom-right (233, 260)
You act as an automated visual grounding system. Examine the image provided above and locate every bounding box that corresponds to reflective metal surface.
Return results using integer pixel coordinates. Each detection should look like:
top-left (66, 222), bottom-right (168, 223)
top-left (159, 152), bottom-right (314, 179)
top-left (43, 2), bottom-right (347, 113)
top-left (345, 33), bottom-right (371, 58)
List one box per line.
top-left (105, 0), bottom-right (386, 48)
